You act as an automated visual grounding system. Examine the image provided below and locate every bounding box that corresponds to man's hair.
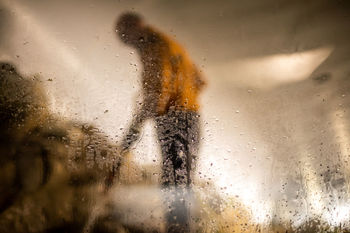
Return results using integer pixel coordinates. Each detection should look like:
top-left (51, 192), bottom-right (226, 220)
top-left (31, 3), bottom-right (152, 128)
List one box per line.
top-left (116, 12), bottom-right (143, 33)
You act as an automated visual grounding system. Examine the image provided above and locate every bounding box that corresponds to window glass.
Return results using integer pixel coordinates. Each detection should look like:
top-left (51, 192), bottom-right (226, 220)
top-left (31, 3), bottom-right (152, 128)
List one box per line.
top-left (1, 0), bottom-right (350, 232)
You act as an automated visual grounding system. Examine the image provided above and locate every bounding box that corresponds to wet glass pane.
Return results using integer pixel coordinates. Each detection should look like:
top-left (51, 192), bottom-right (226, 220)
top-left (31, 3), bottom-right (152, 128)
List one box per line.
top-left (1, 0), bottom-right (350, 232)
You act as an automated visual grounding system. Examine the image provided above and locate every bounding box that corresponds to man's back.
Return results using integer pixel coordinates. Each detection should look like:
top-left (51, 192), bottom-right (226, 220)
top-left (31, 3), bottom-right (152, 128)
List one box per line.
top-left (138, 27), bottom-right (206, 116)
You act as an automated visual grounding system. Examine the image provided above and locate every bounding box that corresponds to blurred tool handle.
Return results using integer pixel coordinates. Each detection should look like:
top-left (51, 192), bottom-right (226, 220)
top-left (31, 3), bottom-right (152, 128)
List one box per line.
top-left (104, 148), bottom-right (128, 192)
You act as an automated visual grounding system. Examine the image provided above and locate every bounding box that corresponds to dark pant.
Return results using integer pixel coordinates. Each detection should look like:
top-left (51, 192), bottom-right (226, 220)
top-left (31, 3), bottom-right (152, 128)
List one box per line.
top-left (155, 110), bottom-right (200, 233)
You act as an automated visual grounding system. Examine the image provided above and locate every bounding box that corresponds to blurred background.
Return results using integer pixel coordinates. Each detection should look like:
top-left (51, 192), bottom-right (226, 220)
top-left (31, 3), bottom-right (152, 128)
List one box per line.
top-left (1, 0), bottom-right (350, 232)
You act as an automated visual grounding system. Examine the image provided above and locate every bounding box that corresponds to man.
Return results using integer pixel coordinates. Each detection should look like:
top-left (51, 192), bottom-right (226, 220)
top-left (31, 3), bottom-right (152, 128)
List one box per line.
top-left (115, 12), bottom-right (206, 232)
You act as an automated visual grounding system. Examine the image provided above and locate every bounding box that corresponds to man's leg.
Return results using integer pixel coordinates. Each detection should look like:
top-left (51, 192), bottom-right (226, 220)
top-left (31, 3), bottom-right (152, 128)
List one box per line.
top-left (156, 110), bottom-right (200, 233)
top-left (184, 111), bottom-right (200, 186)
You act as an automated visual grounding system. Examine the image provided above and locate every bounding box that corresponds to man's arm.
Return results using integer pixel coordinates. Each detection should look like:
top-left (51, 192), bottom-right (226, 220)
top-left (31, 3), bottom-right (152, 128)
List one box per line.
top-left (119, 97), bottom-right (155, 154)
top-left (119, 113), bottom-right (143, 153)
top-left (107, 99), bottom-right (151, 190)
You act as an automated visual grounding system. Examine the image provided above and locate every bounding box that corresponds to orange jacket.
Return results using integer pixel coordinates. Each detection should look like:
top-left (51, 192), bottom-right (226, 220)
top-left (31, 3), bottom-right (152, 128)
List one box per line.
top-left (139, 27), bottom-right (206, 116)
top-left (157, 33), bottom-right (206, 114)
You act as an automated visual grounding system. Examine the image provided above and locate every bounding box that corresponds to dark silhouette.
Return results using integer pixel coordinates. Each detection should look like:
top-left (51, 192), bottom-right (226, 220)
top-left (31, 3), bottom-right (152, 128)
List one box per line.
top-left (0, 62), bottom-right (122, 232)
top-left (115, 12), bottom-right (206, 233)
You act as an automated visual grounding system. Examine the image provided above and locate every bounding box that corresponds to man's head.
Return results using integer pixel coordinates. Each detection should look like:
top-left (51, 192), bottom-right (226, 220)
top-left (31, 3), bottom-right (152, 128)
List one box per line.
top-left (116, 12), bottom-right (144, 46)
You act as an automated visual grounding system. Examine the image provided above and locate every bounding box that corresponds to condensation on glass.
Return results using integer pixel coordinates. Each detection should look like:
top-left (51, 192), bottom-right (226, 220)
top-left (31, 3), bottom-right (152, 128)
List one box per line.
top-left (0, 0), bottom-right (350, 232)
